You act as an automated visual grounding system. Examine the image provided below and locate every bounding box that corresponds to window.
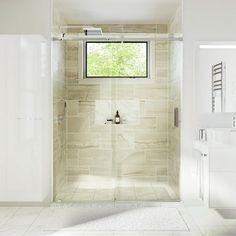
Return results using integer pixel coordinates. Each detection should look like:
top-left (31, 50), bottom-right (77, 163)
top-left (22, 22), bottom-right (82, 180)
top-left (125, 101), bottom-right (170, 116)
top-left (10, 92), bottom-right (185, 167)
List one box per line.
top-left (84, 41), bottom-right (149, 78)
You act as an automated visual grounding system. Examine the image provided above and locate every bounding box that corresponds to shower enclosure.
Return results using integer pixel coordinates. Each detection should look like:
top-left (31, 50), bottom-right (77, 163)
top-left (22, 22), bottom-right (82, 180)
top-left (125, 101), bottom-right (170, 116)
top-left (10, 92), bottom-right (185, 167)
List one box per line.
top-left (53, 25), bottom-right (182, 202)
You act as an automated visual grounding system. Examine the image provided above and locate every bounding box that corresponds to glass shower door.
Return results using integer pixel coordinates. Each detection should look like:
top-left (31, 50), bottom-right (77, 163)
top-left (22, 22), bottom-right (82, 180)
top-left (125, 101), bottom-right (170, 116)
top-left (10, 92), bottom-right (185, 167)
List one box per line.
top-left (54, 35), bottom-right (181, 202)
top-left (113, 38), bottom-right (182, 202)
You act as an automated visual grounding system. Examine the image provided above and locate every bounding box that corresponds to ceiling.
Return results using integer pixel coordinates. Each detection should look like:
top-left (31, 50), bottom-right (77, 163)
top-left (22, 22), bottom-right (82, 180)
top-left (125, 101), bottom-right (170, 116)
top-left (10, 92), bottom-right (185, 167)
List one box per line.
top-left (54, 0), bottom-right (180, 24)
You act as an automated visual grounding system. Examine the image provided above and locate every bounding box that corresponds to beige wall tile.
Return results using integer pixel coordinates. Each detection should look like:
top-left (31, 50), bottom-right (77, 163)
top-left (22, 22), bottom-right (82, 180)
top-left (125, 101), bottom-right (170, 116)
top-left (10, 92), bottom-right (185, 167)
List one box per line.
top-left (143, 100), bottom-right (168, 116)
top-left (135, 87), bottom-right (168, 100)
top-left (67, 100), bottom-right (79, 116)
top-left (67, 117), bottom-right (90, 132)
top-left (123, 24), bottom-right (157, 33)
top-left (67, 24), bottom-right (167, 34)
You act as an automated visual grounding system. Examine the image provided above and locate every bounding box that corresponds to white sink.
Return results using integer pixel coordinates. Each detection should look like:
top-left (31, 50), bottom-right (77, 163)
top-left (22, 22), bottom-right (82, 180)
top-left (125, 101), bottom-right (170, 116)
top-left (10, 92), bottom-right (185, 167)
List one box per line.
top-left (206, 128), bottom-right (236, 145)
top-left (194, 128), bottom-right (236, 153)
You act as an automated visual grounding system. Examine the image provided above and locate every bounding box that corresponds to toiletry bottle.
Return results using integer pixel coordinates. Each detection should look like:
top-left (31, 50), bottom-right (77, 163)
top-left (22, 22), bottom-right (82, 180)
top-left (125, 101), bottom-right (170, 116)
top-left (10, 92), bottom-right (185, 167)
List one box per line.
top-left (115, 110), bottom-right (120, 124)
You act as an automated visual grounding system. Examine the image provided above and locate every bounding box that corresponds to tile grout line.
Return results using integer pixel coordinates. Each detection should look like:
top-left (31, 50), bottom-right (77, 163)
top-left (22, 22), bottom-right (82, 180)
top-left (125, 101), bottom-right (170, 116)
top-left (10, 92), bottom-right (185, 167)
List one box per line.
top-left (0, 207), bottom-right (20, 227)
top-left (22, 207), bottom-right (45, 236)
top-left (183, 207), bottom-right (208, 236)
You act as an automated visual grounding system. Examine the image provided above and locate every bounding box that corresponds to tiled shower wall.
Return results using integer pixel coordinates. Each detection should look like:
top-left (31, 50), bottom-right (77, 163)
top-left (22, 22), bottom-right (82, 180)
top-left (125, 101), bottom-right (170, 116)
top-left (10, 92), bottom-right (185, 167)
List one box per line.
top-left (65, 24), bottom-right (171, 187)
top-left (53, 39), bottom-right (67, 197)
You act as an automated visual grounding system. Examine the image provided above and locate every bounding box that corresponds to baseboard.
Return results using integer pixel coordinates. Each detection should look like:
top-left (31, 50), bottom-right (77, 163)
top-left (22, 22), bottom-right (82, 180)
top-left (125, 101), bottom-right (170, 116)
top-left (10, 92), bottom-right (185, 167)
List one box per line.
top-left (0, 195), bottom-right (51, 207)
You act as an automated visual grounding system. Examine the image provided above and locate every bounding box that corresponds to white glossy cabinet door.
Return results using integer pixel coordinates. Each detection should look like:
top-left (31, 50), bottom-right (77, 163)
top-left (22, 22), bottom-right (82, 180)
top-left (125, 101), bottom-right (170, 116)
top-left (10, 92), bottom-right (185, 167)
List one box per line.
top-left (210, 148), bottom-right (236, 172)
top-left (0, 35), bottom-right (50, 202)
top-left (194, 141), bottom-right (236, 208)
top-left (210, 172), bottom-right (236, 208)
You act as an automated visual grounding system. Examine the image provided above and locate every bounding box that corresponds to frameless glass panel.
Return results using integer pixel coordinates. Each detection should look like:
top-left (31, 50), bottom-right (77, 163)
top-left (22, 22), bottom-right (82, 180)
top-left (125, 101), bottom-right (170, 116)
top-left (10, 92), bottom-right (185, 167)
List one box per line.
top-left (113, 39), bottom-right (182, 201)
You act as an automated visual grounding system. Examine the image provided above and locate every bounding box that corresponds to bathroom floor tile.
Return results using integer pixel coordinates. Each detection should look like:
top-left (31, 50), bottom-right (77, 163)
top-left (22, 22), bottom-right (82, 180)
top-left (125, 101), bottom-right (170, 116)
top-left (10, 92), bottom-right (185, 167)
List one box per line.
top-left (0, 207), bottom-right (18, 226)
top-left (2, 202), bottom-right (236, 236)
top-left (115, 232), bottom-right (143, 236)
top-left (142, 232), bottom-right (173, 236)
top-left (0, 228), bottom-right (27, 236)
top-left (185, 207), bottom-right (225, 227)
top-left (200, 226), bottom-right (234, 236)
top-left (3, 207), bottom-right (42, 227)
top-left (172, 232), bottom-right (202, 236)
top-left (24, 230), bottom-right (58, 236)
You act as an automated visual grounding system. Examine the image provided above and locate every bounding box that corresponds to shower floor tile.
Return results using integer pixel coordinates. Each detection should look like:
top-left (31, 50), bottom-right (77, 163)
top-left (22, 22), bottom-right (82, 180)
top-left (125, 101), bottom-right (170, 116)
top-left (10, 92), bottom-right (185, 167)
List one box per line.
top-left (115, 187), bottom-right (136, 201)
top-left (55, 182), bottom-right (176, 202)
top-left (135, 187), bottom-right (157, 201)
top-left (94, 190), bottom-right (115, 201)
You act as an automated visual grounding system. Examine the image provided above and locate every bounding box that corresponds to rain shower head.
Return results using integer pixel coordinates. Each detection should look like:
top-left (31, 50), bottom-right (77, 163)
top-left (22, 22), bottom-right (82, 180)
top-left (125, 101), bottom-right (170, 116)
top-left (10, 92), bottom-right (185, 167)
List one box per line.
top-left (83, 27), bottom-right (103, 36)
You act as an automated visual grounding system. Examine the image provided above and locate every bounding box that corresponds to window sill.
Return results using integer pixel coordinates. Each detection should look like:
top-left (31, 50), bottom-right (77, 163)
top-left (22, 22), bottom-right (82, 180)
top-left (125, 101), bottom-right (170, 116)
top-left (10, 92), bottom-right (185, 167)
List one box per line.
top-left (77, 77), bottom-right (157, 85)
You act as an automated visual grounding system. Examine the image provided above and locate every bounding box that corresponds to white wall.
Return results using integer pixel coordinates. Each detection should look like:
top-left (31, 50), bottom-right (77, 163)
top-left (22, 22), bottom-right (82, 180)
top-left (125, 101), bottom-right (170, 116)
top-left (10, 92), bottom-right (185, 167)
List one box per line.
top-left (0, 0), bottom-right (51, 203)
top-left (168, 6), bottom-right (182, 34)
top-left (0, 0), bottom-right (51, 39)
top-left (196, 48), bottom-right (236, 113)
top-left (182, 0), bottom-right (236, 202)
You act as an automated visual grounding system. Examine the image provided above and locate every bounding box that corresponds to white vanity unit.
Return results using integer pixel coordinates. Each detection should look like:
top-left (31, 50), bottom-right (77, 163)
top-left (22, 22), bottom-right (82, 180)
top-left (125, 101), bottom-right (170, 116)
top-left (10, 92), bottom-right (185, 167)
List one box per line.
top-left (193, 128), bottom-right (236, 208)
